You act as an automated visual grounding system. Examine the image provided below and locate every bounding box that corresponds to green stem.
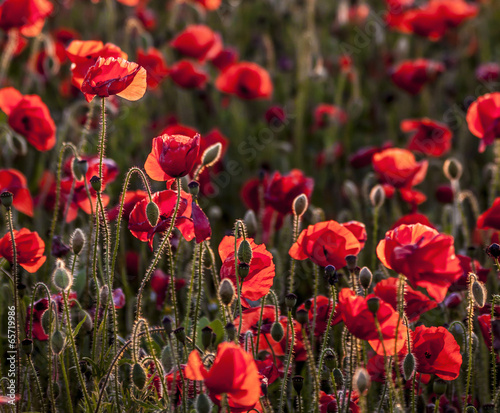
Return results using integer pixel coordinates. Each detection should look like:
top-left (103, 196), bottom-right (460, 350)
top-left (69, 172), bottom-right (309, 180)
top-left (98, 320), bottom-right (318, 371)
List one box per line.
top-left (59, 354), bottom-right (74, 413)
top-left (192, 243), bottom-right (205, 349)
top-left (465, 274), bottom-right (475, 410)
top-left (234, 221), bottom-right (244, 340)
top-left (278, 310), bottom-right (295, 413)
top-left (255, 295), bottom-right (267, 356)
top-left (318, 285), bottom-right (337, 371)
top-left (98, 97), bottom-right (106, 182)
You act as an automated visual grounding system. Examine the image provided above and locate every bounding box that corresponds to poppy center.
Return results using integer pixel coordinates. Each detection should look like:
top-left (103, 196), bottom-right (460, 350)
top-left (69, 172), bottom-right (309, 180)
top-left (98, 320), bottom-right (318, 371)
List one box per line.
top-left (424, 351), bottom-right (431, 359)
top-left (21, 116), bottom-right (31, 130)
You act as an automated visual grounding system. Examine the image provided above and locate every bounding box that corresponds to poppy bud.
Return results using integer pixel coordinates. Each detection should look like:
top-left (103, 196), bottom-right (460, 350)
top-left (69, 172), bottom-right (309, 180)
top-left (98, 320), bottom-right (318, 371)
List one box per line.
top-left (296, 309), bottom-right (309, 326)
top-left (132, 363), bottom-right (146, 390)
top-left (325, 265), bottom-right (338, 285)
top-left (187, 181), bottom-right (200, 197)
top-left (77, 309), bottom-right (93, 333)
top-left (403, 352), bottom-right (415, 380)
top-left (51, 330), bottom-right (66, 355)
top-left (370, 184), bottom-right (385, 209)
top-left (471, 277), bottom-right (486, 308)
top-left (345, 255), bottom-right (357, 271)
top-left (0, 191), bottom-right (13, 208)
top-left (237, 239), bottom-right (253, 264)
top-left (325, 352), bottom-right (336, 370)
top-left (367, 297), bottom-right (380, 315)
top-left (359, 267), bottom-right (372, 290)
top-left (244, 210), bottom-right (257, 237)
top-left (174, 327), bottom-right (186, 344)
top-left (71, 228), bottom-right (85, 255)
top-left (225, 322), bottom-right (236, 341)
top-left (72, 158), bottom-right (84, 181)
top-left (52, 261), bottom-right (73, 292)
top-left (486, 243), bottom-right (500, 259)
top-left (433, 378), bottom-right (447, 395)
top-left (201, 142), bottom-right (223, 168)
top-left (218, 279), bottom-right (235, 306)
top-left (353, 367), bottom-right (371, 395)
top-left (271, 322), bottom-right (284, 342)
top-left (162, 316), bottom-right (173, 335)
top-left (343, 180), bottom-right (359, 200)
top-left (196, 393), bottom-right (212, 413)
top-left (333, 368), bottom-right (344, 387)
top-left (22, 338), bottom-right (33, 355)
top-left (51, 236), bottom-right (70, 259)
top-left (292, 194), bottom-right (308, 217)
top-left (238, 263), bottom-right (250, 280)
top-left (100, 285), bottom-right (109, 306)
top-left (201, 326), bottom-right (213, 350)
top-left (90, 175), bottom-right (101, 192)
top-left (146, 201), bottom-right (160, 226)
top-left (292, 375), bottom-right (304, 394)
top-left (304, 299), bottom-right (312, 311)
top-left (443, 158), bottom-right (463, 181)
top-left (285, 293), bottom-right (297, 309)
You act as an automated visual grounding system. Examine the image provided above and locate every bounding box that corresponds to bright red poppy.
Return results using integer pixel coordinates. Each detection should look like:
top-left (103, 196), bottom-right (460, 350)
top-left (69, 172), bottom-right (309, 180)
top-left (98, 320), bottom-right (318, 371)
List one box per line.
top-left (219, 236), bottom-right (275, 301)
top-left (169, 60), bottom-right (208, 89)
top-left (66, 40), bottom-right (128, 89)
top-left (477, 197), bottom-right (500, 230)
top-left (349, 142), bottom-right (393, 169)
top-left (188, 0), bottom-right (221, 10)
top-left (185, 342), bottom-right (261, 412)
top-left (0, 0), bottom-right (53, 37)
top-left (478, 314), bottom-right (500, 353)
top-left (0, 169), bottom-right (33, 216)
top-left (466, 92), bottom-right (500, 152)
top-left (374, 277), bottom-right (437, 322)
top-left (402, 118), bottom-right (452, 157)
top-left (376, 223), bottom-right (462, 302)
top-left (450, 254), bottom-right (490, 291)
top-left (81, 56), bottom-right (147, 102)
top-left (338, 288), bottom-right (407, 355)
top-left (211, 47), bottom-right (239, 71)
top-left (170, 25), bottom-right (222, 61)
top-left (390, 213), bottom-right (436, 230)
top-left (289, 220), bottom-right (362, 269)
top-left (390, 59), bottom-right (444, 95)
top-left (107, 190), bottom-right (148, 221)
top-left (215, 62), bottom-right (273, 100)
top-left (313, 104), bottom-right (348, 130)
top-left (144, 133), bottom-right (201, 181)
top-left (0, 228), bottom-right (46, 273)
top-left (297, 295), bottom-right (343, 337)
top-left (0, 87), bottom-right (56, 151)
top-left (137, 47), bottom-right (169, 89)
top-left (191, 200), bottom-right (211, 243)
top-left (409, 325), bottom-right (462, 380)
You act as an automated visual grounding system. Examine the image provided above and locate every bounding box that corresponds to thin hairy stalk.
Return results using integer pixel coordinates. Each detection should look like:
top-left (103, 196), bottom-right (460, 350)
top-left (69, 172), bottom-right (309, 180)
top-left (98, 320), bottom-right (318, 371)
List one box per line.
top-left (311, 264), bottom-right (320, 348)
top-left (142, 326), bottom-right (170, 408)
top-left (91, 194), bottom-right (101, 361)
top-left (464, 274), bottom-right (475, 410)
top-left (59, 354), bottom-right (74, 413)
top-left (318, 285), bottom-right (337, 371)
top-left (278, 310), bottom-right (295, 413)
top-left (288, 213), bottom-right (300, 293)
top-left (185, 243), bottom-right (199, 331)
top-left (0, 29), bottom-right (18, 84)
top-left (168, 334), bottom-right (187, 413)
top-left (255, 295), bottom-right (267, 356)
top-left (371, 205), bottom-right (380, 270)
top-left (302, 326), bottom-right (320, 412)
top-left (492, 295), bottom-right (499, 400)
top-left (192, 243), bottom-right (205, 348)
top-left (434, 397), bottom-right (440, 413)
top-left (98, 97), bottom-right (106, 181)
top-left (233, 221), bottom-right (244, 339)
top-left (393, 275), bottom-right (405, 405)
top-left (27, 355), bottom-right (45, 413)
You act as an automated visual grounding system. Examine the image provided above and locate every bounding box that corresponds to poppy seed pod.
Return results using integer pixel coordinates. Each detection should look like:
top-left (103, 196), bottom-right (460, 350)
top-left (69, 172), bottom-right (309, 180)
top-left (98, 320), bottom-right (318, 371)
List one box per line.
top-left (325, 352), bottom-right (336, 370)
top-left (201, 142), bottom-right (223, 168)
top-left (369, 184), bottom-right (385, 209)
top-left (367, 297), bottom-right (380, 315)
top-left (353, 367), bottom-right (371, 395)
top-left (403, 352), bottom-right (415, 380)
top-left (1, 191), bottom-right (13, 208)
top-left (325, 265), bottom-right (338, 285)
top-left (292, 193), bottom-right (308, 217)
top-left (285, 293), bottom-right (297, 309)
top-left (271, 322), bottom-right (284, 342)
top-left (21, 338), bottom-right (33, 355)
top-left (218, 278), bottom-right (235, 306)
top-left (90, 175), bottom-right (101, 192)
top-left (196, 393), bottom-right (212, 413)
top-left (162, 316), bottom-right (173, 335)
top-left (70, 228), bottom-right (85, 255)
top-left (486, 243), bottom-right (500, 259)
top-left (359, 267), bottom-right (373, 290)
top-left (174, 327), bottom-right (186, 344)
top-left (238, 262), bottom-right (250, 279)
top-left (433, 378), bottom-right (447, 395)
top-left (74, 159), bottom-right (88, 181)
top-left (201, 326), bottom-right (213, 350)
top-left (237, 239), bottom-right (253, 265)
top-left (296, 309), bottom-right (309, 326)
top-left (132, 363), bottom-right (146, 390)
top-left (188, 180), bottom-right (200, 197)
top-left (443, 158), bottom-right (463, 181)
top-left (292, 376), bottom-right (304, 394)
top-left (345, 254), bottom-right (357, 271)
top-left (146, 201), bottom-right (160, 226)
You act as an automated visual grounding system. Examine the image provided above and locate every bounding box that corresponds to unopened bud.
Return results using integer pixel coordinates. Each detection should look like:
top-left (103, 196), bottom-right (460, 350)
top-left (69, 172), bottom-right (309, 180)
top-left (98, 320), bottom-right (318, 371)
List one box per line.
top-left (22, 339), bottom-right (33, 355)
top-left (187, 181), bottom-right (199, 197)
top-left (443, 158), bottom-right (463, 181)
top-left (162, 316), bottom-right (173, 335)
top-left (202, 142), bottom-right (222, 168)
top-left (296, 309), bottom-right (309, 326)
top-left (343, 180), bottom-right (359, 200)
top-left (285, 293), bottom-right (297, 309)
top-left (100, 285), bottom-right (109, 306)
top-left (403, 353), bottom-right (415, 380)
top-left (51, 330), bottom-right (66, 354)
top-left (196, 393), bottom-right (212, 413)
top-left (174, 327), bottom-right (186, 344)
top-left (471, 275), bottom-right (486, 308)
top-left (353, 367), bottom-right (371, 395)
top-left (71, 228), bottom-right (85, 255)
top-left (370, 184), bottom-right (385, 209)
top-left (333, 368), bottom-right (344, 387)
top-left (238, 263), bottom-right (250, 279)
top-left (74, 159), bottom-right (88, 180)
top-left (345, 255), bottom-right (357, 271)
top-left (225, 322), bottom-right (236, 341)
top-left (325, 352), bottom-right (336, 370)
top-left (243, 210), bottom-right (257, 237)
top-left (219, 279), bottom-right (235, 306)
top-left (52, 261), bottom-right (72, 292)
top-left (132, 363), bottom-right (146, 390)
top-left (271, 322), bottom-right (284, 342)
top-left (146, 201), bottom-right (160, 226)
top-left (238, 239), bottom-right (253, 264)
top-left (201, 326), bottom-right (213, 350)
top-left (90, 175), bottom-right (101, 192)
top-left (359, 267), bottom-right (373, 290)
top-left (292, 194), bottom-right (308, 217)
top-left (433, 378), bottom-right (447, 395)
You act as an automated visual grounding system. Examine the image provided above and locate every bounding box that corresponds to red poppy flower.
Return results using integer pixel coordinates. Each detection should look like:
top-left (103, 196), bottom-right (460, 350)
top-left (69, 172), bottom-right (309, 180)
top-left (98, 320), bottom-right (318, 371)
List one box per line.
top-left (466, 93), bottom-right (500, 152)
top-left (219, 236), bottom-right (275, 301)
top-left (107, 190), bottom-right (148, 221)
top-left (137, 47), bottom-right (169, 89)
top-left (390, 59), bottom-right (444, 95)
top-left (341, 221), bottom-right (368, 249)
top-left (256, 354), bottom-right (283, 385)
top-left (313, 104), bottom-right (348, 130)
top-left (0, 87), bottom-right (56, 151)
top-left (373, 148), bottom-right (428, 189)
top-left (66, 40), bottom-right (128, 89)
top-left (185, 342), bottom-right (261, 412)
top-left (476, 63), bottom-right (500, 83)
top-left (478, 314), bottom-right (500, 353)
top-left (112, 288), bottom-right (126, 309)
top-left (188, 0), bottom-right (221, 10)
top-left (319, 391), bottom-right (360, 413)
top-left (128, 190), bottom-right (195, 249)
top-left (289, 220), bottom-right (362, 269)
top-left (450, 254), bottom-right (490, 291)
top-left (376, 223), bottom-right (462, 302)
top-left (81, 56), bottom-right (147, 102)
top-left (0, 169), bottom-right (33, 217)
top-left (0, 0), bottom-right (53, 37)
top-left (349, 142), bottom-right (393, 169)
top-left (34, 28), bottom-right (79, 78)
top-left (409, 325), bottom-right (462, 380)
top-left (151, 269), bottom-right (186, 310)
top-left (234, 305), bottom-right (279, 352)
top-left (215, 62), bottom-right (273, 100)
top-left (0, 228), bottom-right (46, 273)
top-left (477, 197), bottom-right (500, 230)
top-left (435, 184), bottom-right (454, 204)
top-left (402, 118), bottom-right (452, 157)
top-left (169, 60), bottom-right (208, 89)
top-left (297, 296), bottom-right (342, 337)
top-left (211, 47), bottom-right (239, 71)
top-left (145, 133), bottom-right (201, 181)
top-left (339, 289), bottom-right (407, 355)
top-left (390, 213), bottom-right (435, 230)
top-left (170, 25), bottom-right (222, 62)
top-left (374, 278), bottom-right (437, 322)
top-left (191, 201), bottom-right (211, 243)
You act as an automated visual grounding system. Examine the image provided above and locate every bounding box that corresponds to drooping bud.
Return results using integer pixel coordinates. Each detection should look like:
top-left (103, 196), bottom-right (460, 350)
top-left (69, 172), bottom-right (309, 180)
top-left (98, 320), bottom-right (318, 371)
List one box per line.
top-left (296, 309), bottom-right (309, 326)
top-left (187, 181), bottom-right (200, 197)
top-left (52, 260), bottom-right (73, 292)
top-left (162, 316), bottom-right (173, 335)
top-left (433, 378), bottom-right (447, 395)
top-left (201, 142), bottom-right (223, 168)
top-left (367, 297), bottom-right (380, 315)
top-left (471, 276), bottom-right (486, 308)
top-left (271, 322), bottom-right (284, 342)
top-left (218, 279), bottom-right (235, 306)
top-left (90, 175), bottom-right (101, 192)
top-left (333, 368), bottom-right (344, 387)
top-left (238, 239), bottom-right (253, 264)
top-left (0, 191), bottom-right (13, 208)
top-left (174, 327), bottom-right (186, 344)
top-left (77, 310), bottom-right (93, 333)
top-left (71, 228), bottom-right (85, 255)
top-left (201, 326), bottom-right (213, 350)
top-left (292, 194), bottom-right (308, 217)
top-left (369, 184), bottom-right (385, 209)
top-left (144, 201), bottom-right (159, 227)
top-left (74, 159), bottom-right (88, 180)
top-left (465, 406), bottom-right (478, 413)
top-left (238, 263), bottom-right (250, 280)
top-left (343, 180), bottom-right (359, 200)
top-left (51, 330), bottom-right (66, 354)
top-left (359, 267), bottom-right (373, 290)
top-left (353, 367), bottom-right (371, 395)
top-left (443, 157), bottom-right (463, 181)
top-left (132, 363), bottom-right (147, 390)
top-left (243, 210), bottom-right (257, 237)
top-left (196, 393), bottom-right (212, 413)
top-left (292, 375), bottom-right (304, 394)
top-left (285, 293), bottom-right (297, 309)
top-left (403, 352), bottom-right (415, 380)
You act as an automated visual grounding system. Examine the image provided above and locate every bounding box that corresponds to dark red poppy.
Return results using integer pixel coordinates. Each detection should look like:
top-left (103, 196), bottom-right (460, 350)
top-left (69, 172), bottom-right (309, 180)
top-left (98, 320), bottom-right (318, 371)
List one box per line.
top-left (0, 87), bottom-right (56, 151)
top-left (0, 228), bottom-right (46, 273)
top-left (112, 288), bottom-right (126, 309)
top-left (289, 220), bottom-right (362, 269)
top-left (169, 60), bottom-right (208, 89)
top-left (265, 106), bottom-right (287, 127)
top-left (25, 298), bottom-right (49, 340)
top-left (137, 47), bottom-right (169, 89)
top-left (435, 184), bottom-right (454, 204)
top-left (376, 223), bottom-right (462, 302)
top-left (402, 118), bottom-right (452, 157)
top-left (255, 354), bottom-right (283, 385)
top-left (81, 56), bottom-right (147, 102)
top-left (297, 295), bottom-right (342, 337)
top-left (107, 190), bottom-right (148, 221)
top-left (338, 288), bottom-right (407, 355)
top-left (409, 325), bottom-right (462, 380)
top-left (215, 62), bottom-right (273, 100)
top-left (478, 314), bottom-right (500, 353)
top-left (313, 104), bottom-right (348, 130)
top-left (66, 40), bottom-right (128, 89)
top-left (211, 47), bottom-right (239, 71)
top-left (191, 201), bottom-right (211, 243)
top-left (128, 190), bottom-right (194, 249)
top-left (0, 169), bottom-right (33, 216)
top-left (390, 213), bottom-right (435, 230)
top-left (476, 63), bottom-right (500, 83)
top-left (145, 133), bottom-right (201, 181)
top-left (467, 93), bottom-right (500, 152)
top-left (477, 197), bottom-right (500, 230)
top-left (170, 25), bottom-right (222, 62)
top-left (449, 254), bottom-right (490, 291)
top-left (319, 391), bottom-right (360, 413)
top-left (374, 277), bottom-right (437, 322)
top-left (390, 59), bottom-right (444, 95)
top-left (219, 236), bottom-right (275, 301)
top-left (150, 269), bottom-right (187, 310)
top-left (349, 142), bottom-right (393, 169)
top-left (185, 342), bottom-right (261, 412)
top-left (0, 0), bottom-right (53, 37)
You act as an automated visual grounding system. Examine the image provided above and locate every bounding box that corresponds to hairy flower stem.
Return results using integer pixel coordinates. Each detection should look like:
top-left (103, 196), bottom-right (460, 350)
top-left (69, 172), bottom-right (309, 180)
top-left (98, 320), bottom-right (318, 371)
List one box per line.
top-left (302, 326), bottom-right (320, 412)
top-left (255, 295), bottom-right (267, 357)
top-left (375, 317), bottom-right (400, 408)
top-left (27, 354), bottom-right (45, 413)
top-left (311, 264), bottom-right (319, 348)
top-left (393, 275), bottom-right (405, 405)
top-left (0, 29), bottom-right (17, 85)
top-left (234, 221), bottom-right (244, 339)
top-left (91, 192), bottom-right (101, 361)
top-left (192, 243), bottom-right (205, 348)
top-left (136, 177), bottom-right (182, 321)
top-left (98, 97), bottom-right (106, 181)
top-left (288, 213), bottom-right (301, 293)
top-left (278, 310), bottom-right (295, 413)
top-left (168, 334), bottom-right (187, 413)
top-left (434, 397), bottom-right (440, 413)
top-left (465, 273), bottom-right (475, 410)
top-left (59, 354), bottom-right (73, 413)
top-left (318, 285), bottom-right (337, 371)
top-left (492, 295), bottom-right (499, 400)
top-left (371, 205), bottom-right (380, 270)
